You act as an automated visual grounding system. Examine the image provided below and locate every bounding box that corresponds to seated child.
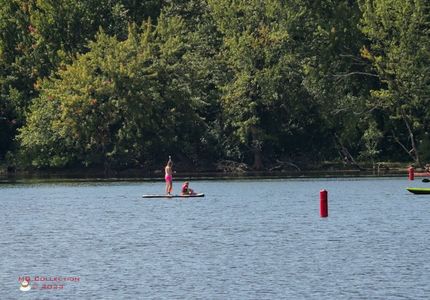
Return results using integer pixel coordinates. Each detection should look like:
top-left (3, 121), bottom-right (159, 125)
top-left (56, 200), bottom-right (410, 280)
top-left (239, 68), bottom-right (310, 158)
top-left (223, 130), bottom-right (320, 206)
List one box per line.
top-left (181, 181), bottom-right (195, 195)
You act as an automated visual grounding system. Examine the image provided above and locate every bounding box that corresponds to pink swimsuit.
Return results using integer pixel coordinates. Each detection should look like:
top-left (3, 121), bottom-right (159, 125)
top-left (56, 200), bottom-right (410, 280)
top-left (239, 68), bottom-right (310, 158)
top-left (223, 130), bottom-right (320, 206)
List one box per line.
top-left (165, 174), bottom-right (172, 182)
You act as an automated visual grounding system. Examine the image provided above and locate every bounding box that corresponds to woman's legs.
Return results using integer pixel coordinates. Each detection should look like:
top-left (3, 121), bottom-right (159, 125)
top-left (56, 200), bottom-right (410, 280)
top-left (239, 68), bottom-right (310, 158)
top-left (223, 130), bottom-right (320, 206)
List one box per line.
top-left (168, 180), bottom-right (173, 194)
top-left (165, 175), bottom-right (173, 195)
top-left (166, 179), bottom-right (172, 194)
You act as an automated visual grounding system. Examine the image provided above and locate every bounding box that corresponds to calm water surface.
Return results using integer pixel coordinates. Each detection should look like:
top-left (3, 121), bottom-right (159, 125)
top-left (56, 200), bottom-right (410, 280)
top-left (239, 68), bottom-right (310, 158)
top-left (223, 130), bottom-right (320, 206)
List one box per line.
top-left (1, 177), bottom-right (430, 299)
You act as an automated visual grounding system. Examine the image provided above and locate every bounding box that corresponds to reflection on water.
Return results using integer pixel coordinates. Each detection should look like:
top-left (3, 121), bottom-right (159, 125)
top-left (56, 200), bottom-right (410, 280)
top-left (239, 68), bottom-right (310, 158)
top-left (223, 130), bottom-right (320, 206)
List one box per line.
top-left (1, 178), bottom-right (430, 299)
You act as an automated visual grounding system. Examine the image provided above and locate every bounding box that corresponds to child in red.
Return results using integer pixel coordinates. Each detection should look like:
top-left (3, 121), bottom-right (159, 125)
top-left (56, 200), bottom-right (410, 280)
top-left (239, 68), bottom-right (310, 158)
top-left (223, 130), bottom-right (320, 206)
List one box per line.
top-left (181, 182), bottom-right (194, 195)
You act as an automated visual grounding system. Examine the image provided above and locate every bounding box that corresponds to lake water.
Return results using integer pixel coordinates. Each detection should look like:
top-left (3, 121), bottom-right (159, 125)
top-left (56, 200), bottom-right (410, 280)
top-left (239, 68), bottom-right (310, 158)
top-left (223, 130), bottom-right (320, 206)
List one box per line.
top-left (1, 177), bottom-right (430, 299)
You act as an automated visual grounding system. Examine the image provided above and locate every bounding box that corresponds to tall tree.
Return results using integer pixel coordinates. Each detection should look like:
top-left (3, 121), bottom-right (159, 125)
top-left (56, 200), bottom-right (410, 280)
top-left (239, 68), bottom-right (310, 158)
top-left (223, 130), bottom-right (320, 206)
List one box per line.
top-left (18, 28), bottom-right (156, 169)
top-left (162, 0), bottom-right (225, 167)
top-left (359, 0), bottom-right (430, 165)
top-left (208, 0), bottom-right (320, 169)
top-left (0, 0), bottom-right (37, 160)
top-left (291, 0), bottom-right (378, 164)
top-left (19, 13), bottom-right (217, 171)
top-left (1, 0), bottom-right (165, 163)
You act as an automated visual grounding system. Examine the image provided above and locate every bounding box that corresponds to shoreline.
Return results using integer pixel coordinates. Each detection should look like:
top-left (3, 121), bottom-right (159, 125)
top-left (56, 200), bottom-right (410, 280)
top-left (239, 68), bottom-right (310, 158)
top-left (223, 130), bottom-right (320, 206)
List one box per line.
top-left (0, 166), bottom-right (412, 183)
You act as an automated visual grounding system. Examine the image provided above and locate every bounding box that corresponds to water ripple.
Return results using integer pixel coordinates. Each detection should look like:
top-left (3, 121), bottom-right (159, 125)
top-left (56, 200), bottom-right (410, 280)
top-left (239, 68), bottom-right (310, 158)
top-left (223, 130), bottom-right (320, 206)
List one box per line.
top-left (0, 178), bottom-right (429, 299)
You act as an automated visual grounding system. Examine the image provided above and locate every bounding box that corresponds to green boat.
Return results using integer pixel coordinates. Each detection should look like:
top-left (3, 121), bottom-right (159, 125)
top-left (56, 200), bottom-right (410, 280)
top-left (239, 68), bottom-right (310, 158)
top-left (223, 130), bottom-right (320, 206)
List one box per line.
top-left (406, 187), bottom-right (430, 194)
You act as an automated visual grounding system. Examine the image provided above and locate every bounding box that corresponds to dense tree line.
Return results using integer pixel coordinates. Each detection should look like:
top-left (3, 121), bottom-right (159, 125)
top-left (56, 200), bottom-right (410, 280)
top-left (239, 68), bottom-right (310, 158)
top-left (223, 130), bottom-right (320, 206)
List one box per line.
top-left (1, 0), bottom-right (429, 172)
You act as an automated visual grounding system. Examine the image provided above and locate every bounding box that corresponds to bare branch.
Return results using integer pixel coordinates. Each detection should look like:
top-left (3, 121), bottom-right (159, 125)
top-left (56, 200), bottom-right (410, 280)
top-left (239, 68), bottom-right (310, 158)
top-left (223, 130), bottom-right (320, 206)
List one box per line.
top-left (390, 129), bottom-right (416, 162)
top-left (332, 71), bottom-right (379, 78)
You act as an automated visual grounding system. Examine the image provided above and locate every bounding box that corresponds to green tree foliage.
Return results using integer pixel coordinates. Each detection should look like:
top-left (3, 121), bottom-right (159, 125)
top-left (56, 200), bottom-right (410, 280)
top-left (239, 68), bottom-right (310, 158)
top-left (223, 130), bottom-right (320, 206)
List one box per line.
top-left (208, 0), bottom-right (323, 169)
top-left (0, 0), bottom-right (36, 159)
top-left (120, 0), bottom-right (163, 26)
top-left (291, 0), bottom-right (378, 163)
top-left (360, 119), bottom-right (383, 164)
top-left (360, 0), bottom-right (430, 165)
top-left (19, 15), bottom-right (216, 170)
top-left (162, 0), bottom-right (226, 166)
top-left (19, 29), bottom-right (148, 168)
top-left (3, 0), bottom-right (430, 171)
top-left (0, 0), bottom-right (164, 161)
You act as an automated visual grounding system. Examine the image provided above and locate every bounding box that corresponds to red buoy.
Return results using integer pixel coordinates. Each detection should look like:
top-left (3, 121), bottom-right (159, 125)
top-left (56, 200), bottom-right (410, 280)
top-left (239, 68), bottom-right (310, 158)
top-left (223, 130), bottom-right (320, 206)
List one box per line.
top-left (408, 167), bottom-right (414, 180)
top-left (320, 189), bottom-right (328, 218)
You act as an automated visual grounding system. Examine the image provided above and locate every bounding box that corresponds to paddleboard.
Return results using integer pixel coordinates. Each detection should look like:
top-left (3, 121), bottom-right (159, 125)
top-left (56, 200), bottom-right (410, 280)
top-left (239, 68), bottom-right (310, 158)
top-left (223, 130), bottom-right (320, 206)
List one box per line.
top-left (142, 193), bottom-right (205, 198)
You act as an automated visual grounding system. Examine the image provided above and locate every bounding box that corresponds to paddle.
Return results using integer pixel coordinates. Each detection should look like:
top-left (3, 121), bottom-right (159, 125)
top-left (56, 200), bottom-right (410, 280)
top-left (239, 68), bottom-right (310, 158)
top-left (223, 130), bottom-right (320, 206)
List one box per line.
top-left (422, 178), bottom-right (430, 183)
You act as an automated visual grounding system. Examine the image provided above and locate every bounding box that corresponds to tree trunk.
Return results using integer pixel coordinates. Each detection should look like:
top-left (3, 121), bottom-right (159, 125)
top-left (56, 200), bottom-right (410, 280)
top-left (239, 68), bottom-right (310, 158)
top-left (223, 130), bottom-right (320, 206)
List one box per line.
top-left (401, 109), bottom-right (421, 166)
top-left (334, 133), bottom-right (363, 170)
top-left (250, 126), bottom-right (264, 170)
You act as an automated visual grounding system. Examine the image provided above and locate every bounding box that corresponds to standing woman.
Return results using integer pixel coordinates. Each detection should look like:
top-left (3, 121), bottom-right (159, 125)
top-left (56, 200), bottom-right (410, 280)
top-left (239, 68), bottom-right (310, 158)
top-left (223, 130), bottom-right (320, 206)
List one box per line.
top-left (165, 156), bottom-right (173, 195)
